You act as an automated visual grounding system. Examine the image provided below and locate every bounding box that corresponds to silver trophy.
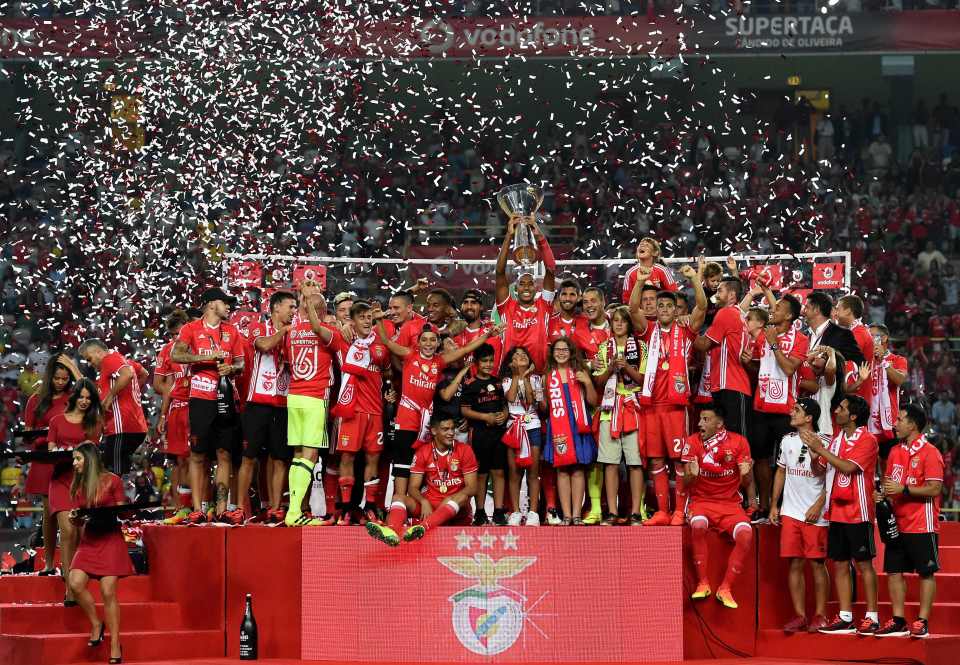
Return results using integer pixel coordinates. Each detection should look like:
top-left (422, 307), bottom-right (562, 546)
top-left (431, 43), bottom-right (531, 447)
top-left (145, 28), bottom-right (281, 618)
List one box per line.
top-left (496, 183), bottom-right (544, 268)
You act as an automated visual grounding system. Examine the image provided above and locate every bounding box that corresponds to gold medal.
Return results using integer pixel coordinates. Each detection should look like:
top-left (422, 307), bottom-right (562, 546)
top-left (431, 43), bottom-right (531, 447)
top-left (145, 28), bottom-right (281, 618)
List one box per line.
top-left (661, 361), bottom-right (670, 371)
top-left (438, 484), bottom-right (447, 494)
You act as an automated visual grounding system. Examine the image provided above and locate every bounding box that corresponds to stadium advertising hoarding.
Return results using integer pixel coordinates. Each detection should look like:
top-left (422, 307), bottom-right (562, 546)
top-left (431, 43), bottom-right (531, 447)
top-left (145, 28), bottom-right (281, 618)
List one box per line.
top-left (2, 11), bottom-right (959, 59)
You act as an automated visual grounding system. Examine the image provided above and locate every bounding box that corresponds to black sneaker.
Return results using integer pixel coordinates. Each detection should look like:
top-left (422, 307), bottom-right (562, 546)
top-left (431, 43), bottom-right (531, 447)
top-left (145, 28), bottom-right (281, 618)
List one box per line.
top-left (472, 510), bottom-right (489, 526)
top-left (875, 618), bottom-right (909, 638)
top-left (855, 618), bottom-right (880, 636)
top-left (492, 510), bottom-right (508, 526)
top-left (909, 619), bottom-right (929, 639)
top-left (818, 615), bottom-right (856, 635)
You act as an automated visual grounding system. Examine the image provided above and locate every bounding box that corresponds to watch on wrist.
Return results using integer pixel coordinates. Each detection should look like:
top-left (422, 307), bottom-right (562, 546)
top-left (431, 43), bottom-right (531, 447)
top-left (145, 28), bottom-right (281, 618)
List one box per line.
top-left (902, 485), bottom-right (910, 497)
top-left (769, 343), bottom-right (780, 351)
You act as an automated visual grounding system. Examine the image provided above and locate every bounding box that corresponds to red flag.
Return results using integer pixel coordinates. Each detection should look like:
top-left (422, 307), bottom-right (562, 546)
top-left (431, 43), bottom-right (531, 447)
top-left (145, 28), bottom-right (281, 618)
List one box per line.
top-left (747, 264), bottom-right (782, 290)
top-left (292, 264), bottom-right (327, 290)
top-left (227, 261), bottom-right (263, 288)
top-left (813, 263), bottom-right (844, 289)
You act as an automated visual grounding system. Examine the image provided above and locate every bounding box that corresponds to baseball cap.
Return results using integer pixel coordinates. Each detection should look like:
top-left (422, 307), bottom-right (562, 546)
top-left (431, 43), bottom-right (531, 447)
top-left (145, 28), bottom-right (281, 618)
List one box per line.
top-left (333, 291), bottom-right (357, 306)
top-left (199, 287), bottom-right (237, 307)
top-left (461, 289), bottom-right (484, 305)
top-left (796, 398), bottom-right (821, 428)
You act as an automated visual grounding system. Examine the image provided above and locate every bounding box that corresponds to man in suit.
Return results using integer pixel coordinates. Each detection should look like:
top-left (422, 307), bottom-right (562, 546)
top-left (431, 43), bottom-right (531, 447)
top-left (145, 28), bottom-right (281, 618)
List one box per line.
top-left (802, 292), bottom-right (864, 366)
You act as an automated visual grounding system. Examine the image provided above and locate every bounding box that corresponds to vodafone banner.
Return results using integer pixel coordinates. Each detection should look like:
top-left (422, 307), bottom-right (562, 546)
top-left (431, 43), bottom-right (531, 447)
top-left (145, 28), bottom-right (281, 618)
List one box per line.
top-left (4, 11), bottom-right (959, 59)
top-left (302, 529), bottom-right (682, 661)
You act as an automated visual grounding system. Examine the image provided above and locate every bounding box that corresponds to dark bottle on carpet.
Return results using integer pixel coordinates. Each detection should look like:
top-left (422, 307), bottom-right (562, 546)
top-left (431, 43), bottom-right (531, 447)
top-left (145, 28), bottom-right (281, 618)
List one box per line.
top-left (239, 593), bottom-right (258, 660)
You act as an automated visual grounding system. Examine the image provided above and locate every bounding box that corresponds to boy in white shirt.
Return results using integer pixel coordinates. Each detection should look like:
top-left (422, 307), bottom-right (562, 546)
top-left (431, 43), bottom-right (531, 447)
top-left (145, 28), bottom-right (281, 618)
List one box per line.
top-left (770, 398), bottom-right (830, 633)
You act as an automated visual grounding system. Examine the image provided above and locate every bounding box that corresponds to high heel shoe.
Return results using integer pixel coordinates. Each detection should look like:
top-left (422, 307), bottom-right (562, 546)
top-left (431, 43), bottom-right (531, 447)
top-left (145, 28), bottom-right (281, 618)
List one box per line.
top-left (63, 595), bottom-right (78, 608)
top-left (108, 645), bottom-right (122, 664)
top-left (38, 568), bottom-right (58, 576)
top-left (88, 623), bottom-right (104, 647)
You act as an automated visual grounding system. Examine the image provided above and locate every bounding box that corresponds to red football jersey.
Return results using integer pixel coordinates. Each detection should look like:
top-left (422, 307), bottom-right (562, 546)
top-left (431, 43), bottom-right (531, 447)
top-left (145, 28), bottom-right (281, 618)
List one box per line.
top-left (751, 329), bottom-right (810, 414)
top-left (681, 429), bottom-right (752, 503)
top-left (97, 351), bottom-right (147, 436)
top-left (850, 322), bottom-right (875, 401)
top-left (176, 319), bottom-right (245, 401)
top-left (820, 426), bottom-right (878, 524)
top-left (286, 320), bottom-right (344, 400)
top-left (244, 321), bottom-right (290, 407)
top-left (869, 352), bottom-right (908, 438)
top-left (411, 441), bottom-right (479, 503)
top-left (621, 262), bottom-right (678, 303)
top-left (389, 313), bottom-right (428, 350)
top-left (454, 322), bottom-right (502, 374)
top-left (641, 322), bottom-right (696, 405)
top-left (338, 338), bottom-right (391, 416)
top-left (155, 339), bottom-right (191, 402)
top-left (548, 313), bottom-right (600, 357)
top-left (704, 306), bottom-right (751, 396)
top-left (497, 294), bottom-right (554, 371)
top-left (886, 436), bottom-right (944, 533)
top-left (397, 350), bottom-right (447, 431)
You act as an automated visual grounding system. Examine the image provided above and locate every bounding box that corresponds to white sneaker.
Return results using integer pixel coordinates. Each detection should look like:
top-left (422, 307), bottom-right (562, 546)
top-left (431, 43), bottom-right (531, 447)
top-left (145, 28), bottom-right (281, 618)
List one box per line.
top-left (526, 511), bottom-right (540, 526)
top-left (507, 512), bottom-right (523, 526)
top-left (546, 508), bottom-right (562, 525)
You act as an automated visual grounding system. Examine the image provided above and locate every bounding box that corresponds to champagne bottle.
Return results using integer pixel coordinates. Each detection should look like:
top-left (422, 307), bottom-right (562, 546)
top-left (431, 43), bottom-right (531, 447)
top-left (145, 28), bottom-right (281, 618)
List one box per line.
top-left (875, 478), bottom-right (899, 544)
top-left (239, 593), bottom-right (258, 660)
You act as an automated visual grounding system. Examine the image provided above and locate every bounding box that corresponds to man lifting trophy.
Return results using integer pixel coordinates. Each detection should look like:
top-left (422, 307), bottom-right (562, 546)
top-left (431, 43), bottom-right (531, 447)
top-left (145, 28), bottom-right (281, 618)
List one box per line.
top-left (497, 182), bottom-right (545, 267)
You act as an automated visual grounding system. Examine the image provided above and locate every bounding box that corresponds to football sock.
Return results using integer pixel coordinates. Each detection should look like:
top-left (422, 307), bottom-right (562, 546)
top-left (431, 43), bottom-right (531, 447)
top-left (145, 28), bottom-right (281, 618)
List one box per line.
top-left (386, 501), bottom-right (407, 533)
top-left (691, 520), bottom-right (709, 583)
top-left (286, 458), bottom-right (315, 521)
top-left (653, 465), bottom-right (670, 513)
top-left (541, 465), bottom-right (558, 510)
top-left (721, 525), bottom-right (754, 589)
top-left (672, 463), bottom-right (686, 511)
top-left (587, 464), bottom-right (602, 515)
top-left (839, 611), bottom-right (853, 622)
top-left (865, 611), bottom-right (878, 623)
top-left (177, 485), bottom-right (192, 509)
top-left (338, 476), bottom-right (355, 504)
top-left (424, 501), bottom-right (459, 530)
top-left (364, 478), bottom-right (380, 505)
top-left (322, 468), bottom-right (339, 516)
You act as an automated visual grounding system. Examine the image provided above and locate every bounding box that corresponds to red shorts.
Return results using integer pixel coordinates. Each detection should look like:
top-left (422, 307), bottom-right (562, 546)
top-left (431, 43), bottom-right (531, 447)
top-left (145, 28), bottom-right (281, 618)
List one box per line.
top-left (780, 515), bottom-right (828, 560)
top-left (643, 405), bottom-right (688, 460)
top-left (688, 500), bottom-right (751, 537)
top-left (411, 496), bottom-right (473, 526)
top-left (163, 401), bottom-right (190, 457)
top-left (336, 412), bottom-right (383, 455)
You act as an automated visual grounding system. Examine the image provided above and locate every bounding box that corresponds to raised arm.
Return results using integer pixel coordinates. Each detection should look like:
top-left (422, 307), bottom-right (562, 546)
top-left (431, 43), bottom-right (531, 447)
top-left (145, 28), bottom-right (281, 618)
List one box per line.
top-left (495, 217), bottom-right (517, 306)
top-left (376, 319), bottom-right (411, 359)
top-left (301, 293), bottom-right (333, 344)
top-left (627, 270), bottom-right (649, 334)
top-left (680, 263), bottom-right (708, 330)
top-left (441, 325), bottom-right (503, 365)
top-left (529, 217), bottom-right (556, 294)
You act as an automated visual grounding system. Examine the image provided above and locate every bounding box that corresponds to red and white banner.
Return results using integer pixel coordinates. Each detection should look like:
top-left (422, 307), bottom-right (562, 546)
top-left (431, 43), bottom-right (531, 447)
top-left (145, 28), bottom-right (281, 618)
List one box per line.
top-left (746, 264), bottom-right (783, 291)
top-left (301, 529), bottom-right (682, 661)
top-left (812, 262), bottom-right (845, 289)
top-left (292, 264), bottom-right (327, 290)
top-left (227, 261), bottom-right (263, 288)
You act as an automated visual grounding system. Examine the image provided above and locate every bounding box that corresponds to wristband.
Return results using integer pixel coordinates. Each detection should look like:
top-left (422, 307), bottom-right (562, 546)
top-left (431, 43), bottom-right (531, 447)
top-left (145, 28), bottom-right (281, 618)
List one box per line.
top-left (769, 343), bottom-right (780, 351)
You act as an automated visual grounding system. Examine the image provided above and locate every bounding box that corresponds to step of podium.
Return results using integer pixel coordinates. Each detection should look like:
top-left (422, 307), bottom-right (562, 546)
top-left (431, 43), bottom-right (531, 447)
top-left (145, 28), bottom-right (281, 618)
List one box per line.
top-left (756, 628), bottom-right (960, 664)
top-left (0, 574), bottom-right (153, 604)
top-left (0, 601), bottom-right (183, 634)
top-left (878, 572), bottom-right (960, 602)
top-left (0, 628), bottom-right (224, 665)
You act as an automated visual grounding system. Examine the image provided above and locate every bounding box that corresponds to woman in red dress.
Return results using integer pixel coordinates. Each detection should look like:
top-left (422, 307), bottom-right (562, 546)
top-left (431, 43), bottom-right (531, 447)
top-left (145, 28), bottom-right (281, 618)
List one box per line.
top-left (48, 379), bottom-right (103, 606)
top-left (23, 354), bottom-right (81, 574)
top-left (68, 442), bottom-right (133, 664)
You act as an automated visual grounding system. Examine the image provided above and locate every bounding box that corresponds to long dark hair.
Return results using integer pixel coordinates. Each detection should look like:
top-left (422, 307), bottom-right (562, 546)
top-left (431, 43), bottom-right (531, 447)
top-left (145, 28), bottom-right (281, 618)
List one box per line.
top-left (831, 349), bottom-right (848, 415)
top-left (34, 360), bottom-right (75, 420)
top-left (66, 378), bottom-right (104, 439)
top-left (70, 442), bottom-right (108, 507)
top-left (500, 346), bottom-right (534, 381)
top-left (545, 336), bottom-right (587, 375)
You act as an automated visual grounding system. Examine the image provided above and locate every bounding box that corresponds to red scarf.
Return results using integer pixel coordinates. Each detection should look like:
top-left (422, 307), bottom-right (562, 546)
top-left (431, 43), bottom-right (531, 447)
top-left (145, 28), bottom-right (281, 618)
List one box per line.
top-left (640, 321), bottom-right (690, 406)
top-left (331, 333), bottom-right (375, 418)
top-left (547, 368), bottom-right (589, 467)
top-left (699, 428), bottom-right (731, 475)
